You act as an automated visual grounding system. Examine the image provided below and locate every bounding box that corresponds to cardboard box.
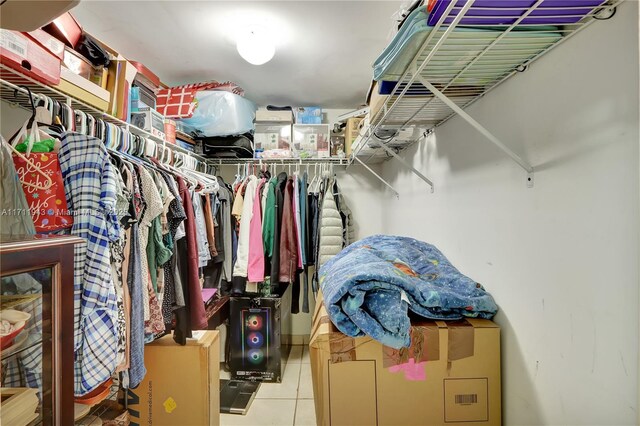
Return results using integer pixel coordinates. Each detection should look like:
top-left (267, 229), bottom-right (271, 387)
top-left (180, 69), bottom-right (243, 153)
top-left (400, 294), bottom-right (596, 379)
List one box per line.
top-left (256, 109), bottom-right (294, 123)
top-left (127, 331), bottom-right (220, 426)
top-left (309, 298), bottom-right (501, 426)
top-left (254, 123), bottom-right (292, 153)
top-left (345, 117), bottom-right (363, 156)
top-left (106, 59), bottom-right (137, 121)
top-left (42, 12), bottom-right (82, 47)
top-left (56, 67), bottom-right (110, 111)
top-left (229, 283), bottom-right (292, 382)
top-left (293, 124), bottom-right (330, 159)
top-left (27, 29), bottom-right (65, 60)
top-left (90, 67), bottom-right (108, 89)
top-left (369, 81), bottom-right (389, 120)
top-left (0, 29), bottom-right (61, 85)
top-left (131, 106), bottom-right (165, 140)
top-left (295, 106), bottom-right (322, 124)
top-left (63, 47), bottom-right (97, 81)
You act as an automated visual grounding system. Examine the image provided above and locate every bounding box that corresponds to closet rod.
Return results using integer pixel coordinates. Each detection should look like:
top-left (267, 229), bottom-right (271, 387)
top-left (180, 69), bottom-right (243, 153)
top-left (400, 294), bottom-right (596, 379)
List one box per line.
top-left (0, 74), bottom-right (210, 167)
top-left (211, 158), bottom-right (349, 166)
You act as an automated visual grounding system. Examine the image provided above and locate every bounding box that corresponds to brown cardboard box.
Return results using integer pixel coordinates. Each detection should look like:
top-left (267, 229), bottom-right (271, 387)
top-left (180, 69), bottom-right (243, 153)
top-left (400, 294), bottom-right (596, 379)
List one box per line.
top-left (344, 117), bottom-right (363, 156)
top-left (256, 109), bottom-right (294, 123)
top-left (369, 81), bottom-right (389, 119)
top-left (56, 67), bottom-right (110, 111)
top-left (309, 297), bottom-right (501, 426)
top-left (127, 331), bottom-right (220, 426)
top-left (63, 47), bottom-right (98, 81)
top-left (106, 59), bottom-right (137, 120)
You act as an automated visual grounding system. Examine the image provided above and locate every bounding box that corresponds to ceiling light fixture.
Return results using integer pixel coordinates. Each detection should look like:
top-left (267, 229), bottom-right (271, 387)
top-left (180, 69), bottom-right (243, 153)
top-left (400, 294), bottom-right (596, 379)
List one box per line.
top-left (236, 27), bottom-right (275, 66)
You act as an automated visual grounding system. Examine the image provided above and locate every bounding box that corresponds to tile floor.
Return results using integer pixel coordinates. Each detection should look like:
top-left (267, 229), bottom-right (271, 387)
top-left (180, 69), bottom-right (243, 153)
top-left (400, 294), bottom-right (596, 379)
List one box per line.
top-left (220, 345), bottom-right (316, 426)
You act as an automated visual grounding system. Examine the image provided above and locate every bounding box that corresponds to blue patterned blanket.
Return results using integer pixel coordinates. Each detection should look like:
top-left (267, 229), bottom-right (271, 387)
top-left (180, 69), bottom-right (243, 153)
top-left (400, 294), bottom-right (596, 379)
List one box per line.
top-left (319, 235), bottom-right (498, 349)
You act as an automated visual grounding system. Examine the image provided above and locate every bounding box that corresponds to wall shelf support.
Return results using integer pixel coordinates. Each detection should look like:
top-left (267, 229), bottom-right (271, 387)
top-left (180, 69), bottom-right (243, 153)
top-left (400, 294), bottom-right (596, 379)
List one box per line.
top-left (353, 156), bottom-right (401, 198)
top-left (375, 139), bottom-right (435, 193)
top-left (418, 77), bottom-right (534, 186)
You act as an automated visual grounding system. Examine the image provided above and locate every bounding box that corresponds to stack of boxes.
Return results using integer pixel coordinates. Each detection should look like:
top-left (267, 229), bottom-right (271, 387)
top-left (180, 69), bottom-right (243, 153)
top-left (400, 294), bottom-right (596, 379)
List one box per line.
top-left (0, 11), bottom-right (174, 144)
top-left (292, 124), bottom-right (330, 158)
top-left (254, 109), bottom-right (294, 157)
top-left (254, 107), bottom-right (331, 159)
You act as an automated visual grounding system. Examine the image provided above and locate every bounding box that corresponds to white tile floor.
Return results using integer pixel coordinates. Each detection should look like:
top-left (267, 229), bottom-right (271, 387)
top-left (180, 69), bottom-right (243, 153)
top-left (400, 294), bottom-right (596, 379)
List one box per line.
top-left (220, 345), bottom-right (316, 426)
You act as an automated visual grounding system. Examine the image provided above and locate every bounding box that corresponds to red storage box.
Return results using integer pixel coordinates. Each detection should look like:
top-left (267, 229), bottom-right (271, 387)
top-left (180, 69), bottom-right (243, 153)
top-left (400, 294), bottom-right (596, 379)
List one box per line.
top-left (0, 29), bottom-right (61, 85)
top-left (42, 12), bottom-right (82, 48)
top-left (130, 61), bottom-right (160, 88)
top-left (27, 29), bottom-right (65, 61)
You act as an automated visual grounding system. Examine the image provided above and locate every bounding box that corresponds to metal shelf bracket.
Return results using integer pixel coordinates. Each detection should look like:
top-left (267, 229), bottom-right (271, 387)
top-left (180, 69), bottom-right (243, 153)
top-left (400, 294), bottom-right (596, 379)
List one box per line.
top-left (353, 156), bottom-right (401, 199)
top-left (418, 77), bottom-right (534, 187)
top-left (375, 139), bottom-right (435, 193)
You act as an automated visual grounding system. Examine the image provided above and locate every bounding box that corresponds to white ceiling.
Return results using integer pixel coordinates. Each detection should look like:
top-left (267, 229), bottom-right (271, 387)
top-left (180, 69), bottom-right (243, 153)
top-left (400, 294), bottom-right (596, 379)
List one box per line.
top-left (72, 1), bottom-right (405, 108)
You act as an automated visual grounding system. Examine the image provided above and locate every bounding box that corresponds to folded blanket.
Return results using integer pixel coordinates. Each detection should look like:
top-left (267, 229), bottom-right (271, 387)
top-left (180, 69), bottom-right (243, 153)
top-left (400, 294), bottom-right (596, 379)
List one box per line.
top-left (373, 7), bottom-right (561, 85)
top-left (319, 235), bottom-right (498, 349)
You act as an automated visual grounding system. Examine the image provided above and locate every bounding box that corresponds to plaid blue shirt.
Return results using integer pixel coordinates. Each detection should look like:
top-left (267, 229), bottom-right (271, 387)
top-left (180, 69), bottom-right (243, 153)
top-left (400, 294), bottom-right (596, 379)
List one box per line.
top-left (58, 133), bottom-right (121, 396)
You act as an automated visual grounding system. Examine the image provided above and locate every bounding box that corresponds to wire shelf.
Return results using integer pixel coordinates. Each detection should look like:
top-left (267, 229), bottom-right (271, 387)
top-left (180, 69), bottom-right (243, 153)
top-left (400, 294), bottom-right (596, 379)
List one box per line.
top-left (354, 0), bottom-right (622, 163)
top-left (75, 378), bottom-right (123, 425)
top-left (212, 157), bottom-right (349, 165)
top-left (0, 65), bottom-right (210, 168)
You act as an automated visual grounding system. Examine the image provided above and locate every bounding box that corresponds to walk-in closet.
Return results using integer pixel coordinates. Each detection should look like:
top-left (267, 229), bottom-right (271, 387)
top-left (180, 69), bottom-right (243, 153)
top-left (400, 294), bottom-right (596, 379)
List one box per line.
top-left (0, 1), bottom-right (638, 425)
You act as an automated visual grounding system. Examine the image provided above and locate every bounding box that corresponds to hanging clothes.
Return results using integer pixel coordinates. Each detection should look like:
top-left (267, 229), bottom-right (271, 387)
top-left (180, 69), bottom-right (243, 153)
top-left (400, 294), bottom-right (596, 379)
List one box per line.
top-left (58, 132), bottom-right (121, 397)
top-left (300, 172), bottom-right (309, 313)
top-left (270, 172), bottom-right (288, 282)
top-left (247, 178), bottom-right (267, 282)
top-left (159, 171), bottom-right (187, 330)
top-left (109, 162), bottom-right (130, 373)
top-left (176, 176), bottom-right (208, 330)
top-left (122, 162), bottom-right (146, 389)
top-left (262, 177), bottom-right (277, 264)
top-left (192, 191), bottom-right (212, 268)
top-left (279, 176), bottom-right (298, 284)
top-left (293, 175), bottom-right (303, 270)
top-left (203, 193), bottom-right (218, 258)
top-left (233, 175), bottom-right (258, 278)
top-left (136, 165), bottom-right (166, 337)
top-left (318, 178), bottom-right (344, 269)
top-left (0, 137), bottom-right (36, 236)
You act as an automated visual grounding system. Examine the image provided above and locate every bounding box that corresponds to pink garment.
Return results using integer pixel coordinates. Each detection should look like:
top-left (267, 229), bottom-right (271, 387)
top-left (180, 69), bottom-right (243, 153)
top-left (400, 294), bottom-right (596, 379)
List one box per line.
top-left (247, 179), bottom-right (267, 282)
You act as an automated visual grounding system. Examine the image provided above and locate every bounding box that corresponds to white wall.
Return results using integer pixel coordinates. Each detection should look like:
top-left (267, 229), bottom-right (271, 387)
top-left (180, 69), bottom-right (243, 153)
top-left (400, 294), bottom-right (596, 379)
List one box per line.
top-left (1, 100), bottom-right (30, 140)
top-left (379, 3), bottom-right (639, 424)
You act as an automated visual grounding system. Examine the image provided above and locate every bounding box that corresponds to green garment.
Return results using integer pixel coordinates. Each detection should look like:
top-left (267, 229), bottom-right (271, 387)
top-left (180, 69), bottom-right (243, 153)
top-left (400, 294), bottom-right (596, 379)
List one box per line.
top-left (15, 137), bottom-right (55, 153)
top-left (262, 177), bottom-right (277, 258)
top-left (146, 215), bottom-right (173, 291)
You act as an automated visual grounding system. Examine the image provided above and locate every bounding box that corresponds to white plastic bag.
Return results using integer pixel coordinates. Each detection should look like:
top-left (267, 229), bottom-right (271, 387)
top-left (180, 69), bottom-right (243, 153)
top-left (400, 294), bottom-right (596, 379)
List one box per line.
top-left (180, 91), bottom-right (257, 137)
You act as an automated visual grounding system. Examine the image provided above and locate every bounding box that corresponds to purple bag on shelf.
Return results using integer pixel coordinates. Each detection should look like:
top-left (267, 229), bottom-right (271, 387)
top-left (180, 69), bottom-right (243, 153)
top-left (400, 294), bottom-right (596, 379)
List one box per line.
top-left (428, 0), bottom-right (607, 26)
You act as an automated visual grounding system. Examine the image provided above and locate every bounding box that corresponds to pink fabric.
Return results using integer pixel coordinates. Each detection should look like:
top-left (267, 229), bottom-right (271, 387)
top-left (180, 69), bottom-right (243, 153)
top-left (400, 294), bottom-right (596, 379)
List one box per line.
top-left (388, 358), bottom-right (427, 381)
top-left (247, 179), bottom-right (267, 282)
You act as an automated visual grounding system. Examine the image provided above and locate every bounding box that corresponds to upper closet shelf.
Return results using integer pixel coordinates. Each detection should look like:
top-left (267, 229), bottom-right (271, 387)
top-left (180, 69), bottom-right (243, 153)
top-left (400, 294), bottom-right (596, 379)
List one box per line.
top-left (353, 0), bottom-right (621, 175)
top-left (0, 64), bottom-right (212, 172)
